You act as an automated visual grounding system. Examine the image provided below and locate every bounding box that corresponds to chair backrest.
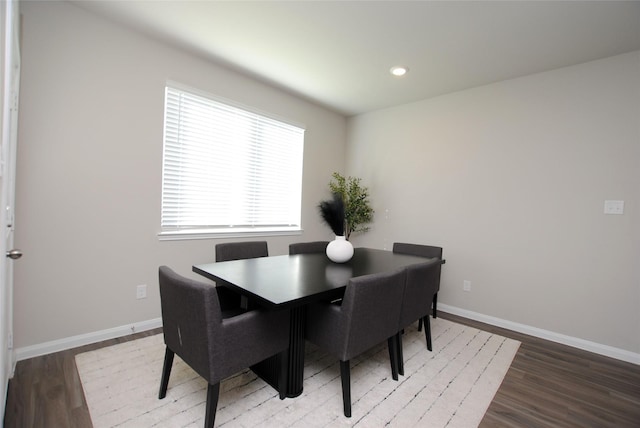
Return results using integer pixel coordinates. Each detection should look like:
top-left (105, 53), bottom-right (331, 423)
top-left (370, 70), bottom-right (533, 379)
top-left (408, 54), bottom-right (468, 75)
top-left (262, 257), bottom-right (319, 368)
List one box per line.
top-left (158, 266), bottom-right (220, 381)
top-left (399, 260), bottom-right (441, 329)
top-left (392, 242), bottom-right (442, 260)
top-left (393, 242), bottom-right (443, 293)
top-left (215, 241), bottom-right (268, 262)
top-left (289, 241), bottom-right (330, 255)
top-left (339, 268), bottom-right (406, 361)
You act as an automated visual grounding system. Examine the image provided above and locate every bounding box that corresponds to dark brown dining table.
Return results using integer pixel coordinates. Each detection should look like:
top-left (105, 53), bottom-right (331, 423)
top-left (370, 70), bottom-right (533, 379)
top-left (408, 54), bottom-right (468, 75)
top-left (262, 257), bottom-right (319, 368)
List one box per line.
top-left (193, 247), bottom-right (439, 398)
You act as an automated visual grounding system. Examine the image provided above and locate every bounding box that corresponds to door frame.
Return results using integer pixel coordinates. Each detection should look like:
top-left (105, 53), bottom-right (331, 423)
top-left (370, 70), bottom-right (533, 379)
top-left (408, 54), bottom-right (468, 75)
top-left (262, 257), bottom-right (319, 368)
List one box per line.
top-left (0, 0), bottom-right (21, 414)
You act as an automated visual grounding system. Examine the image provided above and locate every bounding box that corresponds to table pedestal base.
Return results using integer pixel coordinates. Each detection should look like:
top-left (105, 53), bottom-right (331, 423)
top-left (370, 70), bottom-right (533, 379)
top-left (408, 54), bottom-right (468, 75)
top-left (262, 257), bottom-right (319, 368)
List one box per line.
top-left (251, 306), bottom-right (306, 398)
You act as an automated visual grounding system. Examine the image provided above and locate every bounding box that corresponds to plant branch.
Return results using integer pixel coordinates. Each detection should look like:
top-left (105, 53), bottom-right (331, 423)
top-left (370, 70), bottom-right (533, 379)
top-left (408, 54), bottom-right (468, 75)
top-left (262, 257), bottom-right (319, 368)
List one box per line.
top-left (318, 192), bottom-right (345, 236)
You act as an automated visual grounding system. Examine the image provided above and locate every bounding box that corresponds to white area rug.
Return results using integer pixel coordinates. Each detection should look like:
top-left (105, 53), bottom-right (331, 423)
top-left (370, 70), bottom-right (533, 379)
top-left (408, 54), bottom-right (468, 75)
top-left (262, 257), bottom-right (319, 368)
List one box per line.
top-left (76, 318), bottom-right (520, 427)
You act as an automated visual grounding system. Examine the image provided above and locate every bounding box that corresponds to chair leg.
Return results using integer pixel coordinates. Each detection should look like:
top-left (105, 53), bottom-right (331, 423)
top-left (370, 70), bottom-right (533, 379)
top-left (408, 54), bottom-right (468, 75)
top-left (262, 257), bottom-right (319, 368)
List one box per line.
top-left (420, 293), bottom-right (438, 331)
top-left (424, 316), bottom-right (432, 351)
top-left (204, 383), bottom-right (220, 428)
top-left (158, 347), bottom-right (175, 399)
top-left (278, 349), bottom-right (289, 400)
top-left (395, 332), bottom-right (404, 376)
top-left (387, 336), bottom-right (399, 381)
top-left (340, 360), bottom-right (351, 417)
top-left (433, 293), bottom-right (438, 318)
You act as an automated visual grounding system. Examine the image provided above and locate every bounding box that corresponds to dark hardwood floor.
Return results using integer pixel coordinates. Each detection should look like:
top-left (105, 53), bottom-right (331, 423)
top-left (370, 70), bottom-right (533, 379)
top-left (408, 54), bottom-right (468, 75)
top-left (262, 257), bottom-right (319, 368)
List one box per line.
top-left (4, 313), bottom-right (639, 427)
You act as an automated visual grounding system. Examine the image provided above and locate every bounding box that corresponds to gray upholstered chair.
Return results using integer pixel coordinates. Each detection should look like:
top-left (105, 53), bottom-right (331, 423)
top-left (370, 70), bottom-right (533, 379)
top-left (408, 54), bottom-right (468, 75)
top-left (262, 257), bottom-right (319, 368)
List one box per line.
top-left (158, 266), bottom-right (289, 428)
top-left (396, 259), bottom-right (441, 375)
top-left (288, 241), bottom-right (330, 255)
top-left (305, 268), bottom-right (406, 417)
top-left (392, 242), bottom-right (443, 321)
top-left (215, 241), bottom-right (268, 261)
top-left (215, 241), bottom-right (269, 309)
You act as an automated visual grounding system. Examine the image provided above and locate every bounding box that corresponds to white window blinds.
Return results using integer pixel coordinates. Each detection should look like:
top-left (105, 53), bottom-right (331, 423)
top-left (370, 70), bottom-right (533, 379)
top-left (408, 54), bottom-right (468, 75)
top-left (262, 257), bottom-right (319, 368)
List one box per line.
top-left (161, 85), bottom-right (304, 235)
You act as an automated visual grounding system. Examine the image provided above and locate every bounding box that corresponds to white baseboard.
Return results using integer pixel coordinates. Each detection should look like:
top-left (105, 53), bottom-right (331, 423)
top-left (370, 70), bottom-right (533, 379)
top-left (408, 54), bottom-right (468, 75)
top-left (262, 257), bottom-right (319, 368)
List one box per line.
top-left (13, 318), bottom-right (163, 364)
top-left (438, 304), bottom-right (640, 365)
top-left (12, 305), bottom-right (640, 369)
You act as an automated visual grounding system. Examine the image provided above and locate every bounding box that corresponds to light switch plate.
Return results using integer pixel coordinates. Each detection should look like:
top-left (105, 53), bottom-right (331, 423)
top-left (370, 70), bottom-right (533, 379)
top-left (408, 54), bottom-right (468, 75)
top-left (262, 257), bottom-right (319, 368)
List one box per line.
top-left (604, 200), bottom-right (624, 215)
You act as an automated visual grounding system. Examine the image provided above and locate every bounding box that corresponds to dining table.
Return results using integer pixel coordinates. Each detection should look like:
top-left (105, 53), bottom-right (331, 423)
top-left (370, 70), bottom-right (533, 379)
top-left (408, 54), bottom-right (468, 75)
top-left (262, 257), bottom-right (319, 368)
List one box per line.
top-left (193, 247), bottom-right (441, 398)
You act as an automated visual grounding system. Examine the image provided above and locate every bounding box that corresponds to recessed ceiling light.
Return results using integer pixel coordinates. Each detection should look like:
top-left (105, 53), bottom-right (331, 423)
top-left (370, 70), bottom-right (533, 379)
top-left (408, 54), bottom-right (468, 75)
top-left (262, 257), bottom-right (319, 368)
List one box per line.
top-left (390, 66), bottom-right (409, 77)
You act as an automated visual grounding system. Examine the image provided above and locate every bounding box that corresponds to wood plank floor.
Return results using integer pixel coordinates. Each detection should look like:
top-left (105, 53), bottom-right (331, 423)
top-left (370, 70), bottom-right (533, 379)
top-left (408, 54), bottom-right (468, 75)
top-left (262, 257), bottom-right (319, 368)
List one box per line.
top-left (4, 313), bottom-right (639, 427)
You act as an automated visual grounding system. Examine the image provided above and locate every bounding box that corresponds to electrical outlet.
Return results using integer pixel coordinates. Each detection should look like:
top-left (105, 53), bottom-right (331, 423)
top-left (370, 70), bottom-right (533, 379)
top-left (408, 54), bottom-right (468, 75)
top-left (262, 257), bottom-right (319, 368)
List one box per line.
top-left (604, 200), bottom-right (624, 215)
top-left (463, 280), bottom-right (471, 292)
top-left (136, 284), bottom-right (147, 299)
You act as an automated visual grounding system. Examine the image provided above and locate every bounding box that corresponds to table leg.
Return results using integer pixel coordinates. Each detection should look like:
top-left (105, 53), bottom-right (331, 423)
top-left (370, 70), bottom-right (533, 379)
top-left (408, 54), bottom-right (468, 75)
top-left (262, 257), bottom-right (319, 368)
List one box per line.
top-left (250, 306), bottom-right (306, 398)
top-left (285, 306), bottom-right (306, 397)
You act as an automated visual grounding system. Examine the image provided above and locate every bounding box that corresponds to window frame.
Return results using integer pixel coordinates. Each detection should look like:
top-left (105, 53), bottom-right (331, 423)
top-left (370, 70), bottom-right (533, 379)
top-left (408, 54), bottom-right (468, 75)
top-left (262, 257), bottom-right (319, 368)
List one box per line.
top-left (158, 82), bottom-right (305, 241)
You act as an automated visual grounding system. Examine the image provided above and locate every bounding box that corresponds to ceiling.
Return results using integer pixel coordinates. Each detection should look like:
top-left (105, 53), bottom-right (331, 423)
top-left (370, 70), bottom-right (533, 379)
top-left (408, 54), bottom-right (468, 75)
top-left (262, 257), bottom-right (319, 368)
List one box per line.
top-left (71, 1), bottom-right (640, 117)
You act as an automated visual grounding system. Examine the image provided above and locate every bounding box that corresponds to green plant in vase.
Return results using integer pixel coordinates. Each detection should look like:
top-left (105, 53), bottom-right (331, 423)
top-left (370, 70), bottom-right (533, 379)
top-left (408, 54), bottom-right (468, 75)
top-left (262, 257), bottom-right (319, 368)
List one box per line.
top-left (327, 172), bottom-right (374, 240)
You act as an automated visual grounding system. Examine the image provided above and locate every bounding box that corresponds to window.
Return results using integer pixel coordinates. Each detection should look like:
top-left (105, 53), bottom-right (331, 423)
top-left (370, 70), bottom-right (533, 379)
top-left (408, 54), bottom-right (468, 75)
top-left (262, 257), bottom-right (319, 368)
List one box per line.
top-left (160, 84), bottom-right (304, 239)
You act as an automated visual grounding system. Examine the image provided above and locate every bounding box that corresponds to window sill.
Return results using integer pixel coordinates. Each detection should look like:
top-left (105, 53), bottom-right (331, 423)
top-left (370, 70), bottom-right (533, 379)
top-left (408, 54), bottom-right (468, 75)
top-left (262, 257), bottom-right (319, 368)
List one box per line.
top-left (158, 227), bottom-right (303, 241)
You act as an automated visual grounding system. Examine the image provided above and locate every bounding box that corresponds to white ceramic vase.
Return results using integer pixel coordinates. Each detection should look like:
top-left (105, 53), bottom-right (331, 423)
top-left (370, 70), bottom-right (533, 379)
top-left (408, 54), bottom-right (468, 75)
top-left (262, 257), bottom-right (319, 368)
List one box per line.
top-left (326, 235), bottom-right (354, 263)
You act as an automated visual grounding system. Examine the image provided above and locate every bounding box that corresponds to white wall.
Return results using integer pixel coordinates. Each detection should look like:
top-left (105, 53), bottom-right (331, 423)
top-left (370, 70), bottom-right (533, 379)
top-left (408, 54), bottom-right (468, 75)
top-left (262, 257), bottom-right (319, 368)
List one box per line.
top-left (348, 51), bottom-right (640, 355)
top-left (14, 1), bottom-right (346, 349)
